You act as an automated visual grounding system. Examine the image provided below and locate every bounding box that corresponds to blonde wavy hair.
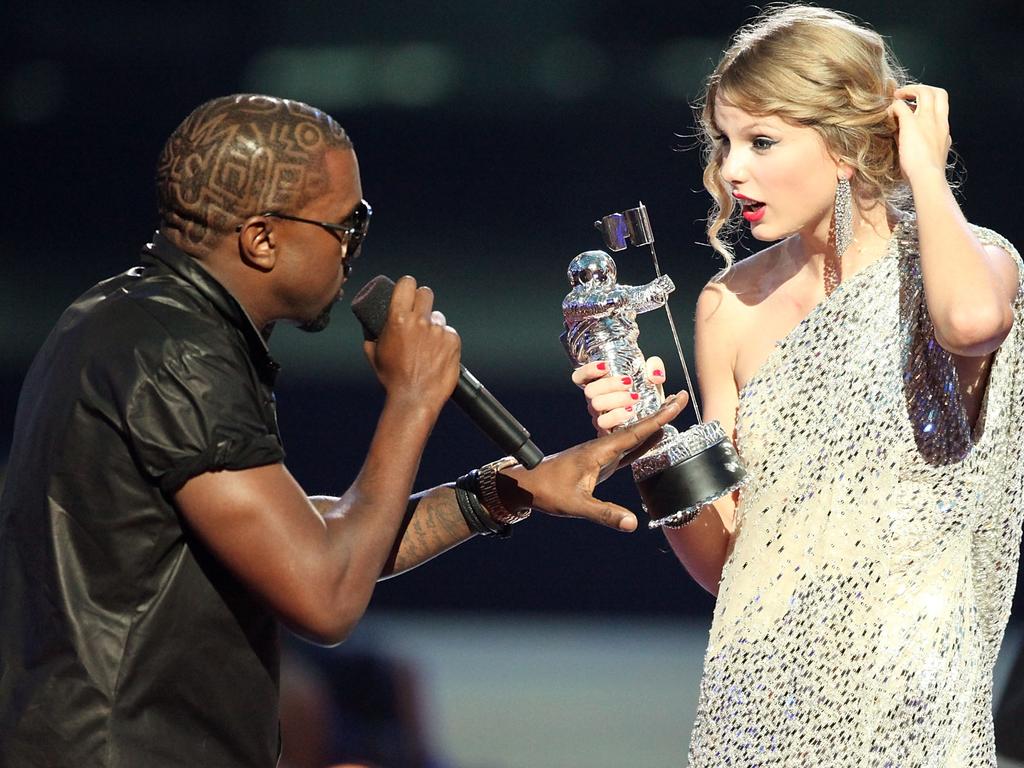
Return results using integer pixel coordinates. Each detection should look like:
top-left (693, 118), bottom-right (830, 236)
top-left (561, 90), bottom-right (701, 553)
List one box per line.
top-left (696, 4), bottom-right (910, 267)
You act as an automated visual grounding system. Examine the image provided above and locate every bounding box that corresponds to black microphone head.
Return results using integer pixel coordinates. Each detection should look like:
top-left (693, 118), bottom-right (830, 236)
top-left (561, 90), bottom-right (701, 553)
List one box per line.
top-left (350, 274), bottom-right (395, 341)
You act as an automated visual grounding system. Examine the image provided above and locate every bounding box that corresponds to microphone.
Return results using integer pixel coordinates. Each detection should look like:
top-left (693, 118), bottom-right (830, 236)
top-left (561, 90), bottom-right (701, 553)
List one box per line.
top-left (351, 275), bottom-right (544, 469)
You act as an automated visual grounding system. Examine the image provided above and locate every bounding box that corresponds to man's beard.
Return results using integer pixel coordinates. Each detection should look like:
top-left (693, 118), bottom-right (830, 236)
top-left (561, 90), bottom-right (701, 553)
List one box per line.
top-left (297, 303), bottom-right (334, 333)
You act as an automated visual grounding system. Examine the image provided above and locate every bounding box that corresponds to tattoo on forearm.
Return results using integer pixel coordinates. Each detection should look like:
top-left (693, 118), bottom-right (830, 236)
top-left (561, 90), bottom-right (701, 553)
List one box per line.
top-left (386, 487), bottom-right (471, 576)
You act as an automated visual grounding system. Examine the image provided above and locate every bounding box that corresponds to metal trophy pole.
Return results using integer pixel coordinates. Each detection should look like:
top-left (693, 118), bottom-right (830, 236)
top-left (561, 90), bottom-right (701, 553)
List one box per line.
top-left (561, 202), bottom-right (747, 528)
top-left (595, 202), bottom-right (703, 423)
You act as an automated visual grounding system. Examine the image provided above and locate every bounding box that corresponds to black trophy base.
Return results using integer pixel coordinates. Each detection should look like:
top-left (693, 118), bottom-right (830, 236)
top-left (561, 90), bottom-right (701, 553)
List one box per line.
top-left (635, 437), bottom-right (746, 528)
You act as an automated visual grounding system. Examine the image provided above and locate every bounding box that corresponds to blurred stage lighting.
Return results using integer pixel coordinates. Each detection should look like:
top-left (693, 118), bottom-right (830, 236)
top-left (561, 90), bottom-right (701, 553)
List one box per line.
top-left (244, 44), bottom-right (458, 109)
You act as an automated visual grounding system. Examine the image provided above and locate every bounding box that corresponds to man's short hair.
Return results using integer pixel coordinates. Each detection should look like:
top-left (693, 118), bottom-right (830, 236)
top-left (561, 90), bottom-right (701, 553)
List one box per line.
top-left (156, 94), bottom-right (353, 250)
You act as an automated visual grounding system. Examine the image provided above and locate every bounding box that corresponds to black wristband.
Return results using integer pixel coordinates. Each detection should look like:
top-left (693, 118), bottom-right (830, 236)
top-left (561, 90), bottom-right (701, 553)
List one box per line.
top-left (455, 471), bottom-right (512, 538)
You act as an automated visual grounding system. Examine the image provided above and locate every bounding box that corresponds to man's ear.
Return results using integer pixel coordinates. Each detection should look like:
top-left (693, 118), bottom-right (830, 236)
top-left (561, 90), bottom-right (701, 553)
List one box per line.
top-left (236, 217), bottom-right (277, 272)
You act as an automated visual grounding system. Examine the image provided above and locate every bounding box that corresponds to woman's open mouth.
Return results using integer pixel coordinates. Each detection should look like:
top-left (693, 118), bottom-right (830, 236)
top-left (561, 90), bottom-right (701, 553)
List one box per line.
top-left (734, 193), bottom-right (765, 223)
top-left (742, 204), bottom-right (765, 222)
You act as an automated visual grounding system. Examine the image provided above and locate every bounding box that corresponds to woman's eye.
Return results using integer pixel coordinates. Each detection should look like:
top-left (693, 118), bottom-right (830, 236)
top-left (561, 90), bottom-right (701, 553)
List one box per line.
top-left (752, 137), bottom-right (777, 151)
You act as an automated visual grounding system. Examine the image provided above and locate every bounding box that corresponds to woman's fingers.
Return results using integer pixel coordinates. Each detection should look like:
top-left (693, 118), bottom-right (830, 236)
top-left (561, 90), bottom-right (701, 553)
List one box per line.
top-left (575, 357), bottom-right (665, 389)
top-left (889, 97), bottom-right (913, 123)
top-left (890, 83), bottom-right (952, 178)
top-left (893, 84), bottom-right (948, 124)
top-left (585, 382), bottom-right (637, 435)
top-left (595, 408), bottom-right (633, 433)
top-left (583, 374), bottom-right (634, 401)
top-left (575, 356), bottom-right (668, 435)
top-left (589, 389), bottom-right (638, 415)
top-left (571, 361), bottom-right (611, 387)
top-left (643, 355), bottom-right (666, 400)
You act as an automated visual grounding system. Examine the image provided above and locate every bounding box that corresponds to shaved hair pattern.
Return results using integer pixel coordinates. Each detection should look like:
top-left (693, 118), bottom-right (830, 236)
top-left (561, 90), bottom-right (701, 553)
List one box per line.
top-left (156, 94), bottom-right (353, 249)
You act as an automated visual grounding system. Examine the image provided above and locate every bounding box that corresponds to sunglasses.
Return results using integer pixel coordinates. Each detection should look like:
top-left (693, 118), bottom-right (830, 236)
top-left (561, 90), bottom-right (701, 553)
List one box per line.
top-left (238, 199), bottom-right (373, 277)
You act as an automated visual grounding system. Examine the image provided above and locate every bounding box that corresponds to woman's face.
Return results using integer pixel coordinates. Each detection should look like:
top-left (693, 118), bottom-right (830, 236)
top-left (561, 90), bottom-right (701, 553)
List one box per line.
top-left (713, 99), bottom-right (842, 243)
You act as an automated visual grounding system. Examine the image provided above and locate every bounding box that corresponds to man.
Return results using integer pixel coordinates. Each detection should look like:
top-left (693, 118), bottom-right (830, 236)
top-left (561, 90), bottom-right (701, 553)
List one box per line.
top-left (0, 94), bottom-right (683, 767)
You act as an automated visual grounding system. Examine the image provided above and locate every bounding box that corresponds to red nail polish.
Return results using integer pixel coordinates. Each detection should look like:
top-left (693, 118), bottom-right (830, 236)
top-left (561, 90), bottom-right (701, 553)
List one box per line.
top-left (631, 393), bottom-right (639, 400)
top-left (652, 369), bottom-right (663, 377)
top-left (621, 376), bottom-right (632, 385)
top-left (625, 405), bottom-right (634, 412)
top-left (596, 362), bottom-right (607, 371)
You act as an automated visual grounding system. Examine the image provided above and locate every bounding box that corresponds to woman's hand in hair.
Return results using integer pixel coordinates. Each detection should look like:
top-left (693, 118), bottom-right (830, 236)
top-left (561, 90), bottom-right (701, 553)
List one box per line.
top-left (890, 84), bottom-right (953, 183)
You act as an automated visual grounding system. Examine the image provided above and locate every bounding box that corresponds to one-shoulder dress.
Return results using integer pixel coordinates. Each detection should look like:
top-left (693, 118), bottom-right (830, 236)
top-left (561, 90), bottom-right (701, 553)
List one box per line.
top-left (688, 217), bottom-right (1024, 767)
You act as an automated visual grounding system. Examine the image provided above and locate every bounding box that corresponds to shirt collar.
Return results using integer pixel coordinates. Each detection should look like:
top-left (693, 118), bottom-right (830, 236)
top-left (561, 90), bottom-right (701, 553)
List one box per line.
top-left (141, 232), bottom-right (280, 386)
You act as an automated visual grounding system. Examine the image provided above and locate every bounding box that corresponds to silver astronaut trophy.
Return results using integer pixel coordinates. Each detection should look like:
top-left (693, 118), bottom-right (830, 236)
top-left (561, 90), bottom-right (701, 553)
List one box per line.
top-left (562, 203), bottom-right (747, 527)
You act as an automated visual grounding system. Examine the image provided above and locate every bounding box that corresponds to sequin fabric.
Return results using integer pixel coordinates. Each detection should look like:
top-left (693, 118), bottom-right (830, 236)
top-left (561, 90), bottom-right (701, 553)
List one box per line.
top-left (688, 217), bottom-right (1024, 767)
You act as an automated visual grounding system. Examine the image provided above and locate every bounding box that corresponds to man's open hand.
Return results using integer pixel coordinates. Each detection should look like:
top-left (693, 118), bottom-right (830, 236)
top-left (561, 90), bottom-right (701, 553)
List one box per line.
top-left (501, 393), bottom-right (688, 532)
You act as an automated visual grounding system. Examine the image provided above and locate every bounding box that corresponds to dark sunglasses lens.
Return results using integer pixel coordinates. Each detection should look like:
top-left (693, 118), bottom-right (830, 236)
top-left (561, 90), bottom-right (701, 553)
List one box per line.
top-left (341, 201), bottom-right (370, 278)
top-left (350, 203), bottom-right (371, 244)
top-left (356, 203), bottom-right (372, 233)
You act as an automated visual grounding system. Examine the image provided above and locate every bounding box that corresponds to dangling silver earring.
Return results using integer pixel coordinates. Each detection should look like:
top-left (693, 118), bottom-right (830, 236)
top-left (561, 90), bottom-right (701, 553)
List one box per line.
top-left (832, 176), bottom-right (854, 258)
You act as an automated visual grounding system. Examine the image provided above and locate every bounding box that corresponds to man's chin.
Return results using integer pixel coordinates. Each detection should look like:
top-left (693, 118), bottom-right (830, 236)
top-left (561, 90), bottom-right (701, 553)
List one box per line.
top-left (297, 308), bottom-right (333, 333)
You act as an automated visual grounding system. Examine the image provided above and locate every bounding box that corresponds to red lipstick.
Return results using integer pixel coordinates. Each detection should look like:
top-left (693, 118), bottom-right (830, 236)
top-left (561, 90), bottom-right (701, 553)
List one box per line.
top-left (734, 192), bottom-right (765, 223)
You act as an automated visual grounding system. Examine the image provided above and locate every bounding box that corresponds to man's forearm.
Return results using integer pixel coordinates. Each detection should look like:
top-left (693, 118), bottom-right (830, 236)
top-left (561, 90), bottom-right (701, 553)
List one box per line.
top-left (311, 485), bottom-right (474, 579)
top-left (382, 486), bottom-right (474, 578)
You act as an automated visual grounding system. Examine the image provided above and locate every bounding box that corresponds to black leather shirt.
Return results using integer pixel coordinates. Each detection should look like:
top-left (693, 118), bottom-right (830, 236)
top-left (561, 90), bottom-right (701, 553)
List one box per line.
top-left (0, 234), bottom-right (287, 767)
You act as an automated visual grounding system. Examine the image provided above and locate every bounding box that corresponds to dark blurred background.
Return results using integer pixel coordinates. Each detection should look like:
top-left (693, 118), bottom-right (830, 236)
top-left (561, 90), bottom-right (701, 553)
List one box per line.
top-left (4, 0), bottom-right (1024, 622)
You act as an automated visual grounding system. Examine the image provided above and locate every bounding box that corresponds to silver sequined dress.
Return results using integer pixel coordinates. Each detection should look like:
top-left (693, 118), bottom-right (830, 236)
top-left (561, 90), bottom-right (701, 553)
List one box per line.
top-left (688, 217), bottom-right (1024, 767)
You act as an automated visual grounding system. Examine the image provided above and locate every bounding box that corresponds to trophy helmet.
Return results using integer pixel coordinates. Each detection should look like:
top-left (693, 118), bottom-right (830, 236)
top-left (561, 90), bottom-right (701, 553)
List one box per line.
top-left (567, 250), bottom-right (617, 288)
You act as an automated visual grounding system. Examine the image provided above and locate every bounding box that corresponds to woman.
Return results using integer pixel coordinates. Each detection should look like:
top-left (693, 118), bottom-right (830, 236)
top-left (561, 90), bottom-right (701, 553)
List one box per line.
top-left (575, 5), bottom-right (1024, 765)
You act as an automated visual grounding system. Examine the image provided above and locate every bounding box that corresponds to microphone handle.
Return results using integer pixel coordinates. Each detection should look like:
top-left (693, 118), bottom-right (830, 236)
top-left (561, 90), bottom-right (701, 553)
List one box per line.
top-left (453, 366), bottom-right (544, 469)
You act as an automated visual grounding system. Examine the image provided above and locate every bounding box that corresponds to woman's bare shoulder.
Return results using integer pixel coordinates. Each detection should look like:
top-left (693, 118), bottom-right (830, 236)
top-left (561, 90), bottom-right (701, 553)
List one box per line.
top-left (697, 241), bottom-right (787, 323)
